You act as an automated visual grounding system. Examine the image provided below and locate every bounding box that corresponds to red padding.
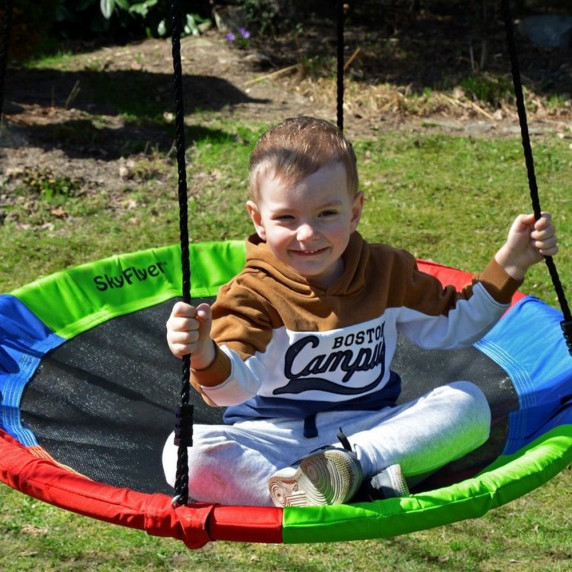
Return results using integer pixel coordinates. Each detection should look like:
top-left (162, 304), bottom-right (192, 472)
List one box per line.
top-left (0, 430), bottom-right (283, 547)
top-left (417, 259), bottom-right (526, 305)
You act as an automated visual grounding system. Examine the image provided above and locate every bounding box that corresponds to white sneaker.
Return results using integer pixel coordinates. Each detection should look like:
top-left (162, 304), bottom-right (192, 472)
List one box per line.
top-left (268, 447), bottom-right (363, 507)
top-left (364, 464), bottom-right (410, 500)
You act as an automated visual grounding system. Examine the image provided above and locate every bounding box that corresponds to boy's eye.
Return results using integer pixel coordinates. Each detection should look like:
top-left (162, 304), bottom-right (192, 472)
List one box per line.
top-left (320, 210), bottom-right (338, 217)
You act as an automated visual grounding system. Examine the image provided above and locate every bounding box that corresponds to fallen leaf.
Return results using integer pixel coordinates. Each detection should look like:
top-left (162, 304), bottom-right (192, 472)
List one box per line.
top-left (50, 207), bottom-right (68, 218)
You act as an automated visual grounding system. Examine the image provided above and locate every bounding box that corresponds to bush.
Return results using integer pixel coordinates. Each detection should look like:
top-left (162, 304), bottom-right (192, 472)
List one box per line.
top-left (53, 0), bottom-right (211, 41)
top-left (3, 0), bottom-right (211, 51)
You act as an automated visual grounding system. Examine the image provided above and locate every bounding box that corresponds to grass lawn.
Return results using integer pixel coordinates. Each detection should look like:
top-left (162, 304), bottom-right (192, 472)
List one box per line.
top-left (1, 85), bottom-right (571, 570)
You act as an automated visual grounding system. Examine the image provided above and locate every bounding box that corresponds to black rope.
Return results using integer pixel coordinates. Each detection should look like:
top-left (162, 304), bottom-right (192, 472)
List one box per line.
top-left (501, 0), bottom-right (572, 355)
top-left (0, 0), bottom-right (13, 121)
top-left (336, 0), bottom-right (344, 131)
top-left (169, 0), bottom-right (194, 506)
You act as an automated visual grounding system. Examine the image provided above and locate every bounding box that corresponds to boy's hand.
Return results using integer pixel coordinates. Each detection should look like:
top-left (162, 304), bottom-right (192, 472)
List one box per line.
top-left (495, 213), bottom-right (558, 280)
top-left (166, 301), bottom-right (216, 370)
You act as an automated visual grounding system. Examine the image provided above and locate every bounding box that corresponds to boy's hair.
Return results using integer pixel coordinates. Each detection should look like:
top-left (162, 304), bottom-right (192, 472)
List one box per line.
top-left (249, 116), bottom-right (359, 201)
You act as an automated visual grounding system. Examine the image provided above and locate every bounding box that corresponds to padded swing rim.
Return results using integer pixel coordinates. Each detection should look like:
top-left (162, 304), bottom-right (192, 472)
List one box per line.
top-left (0, 241), bottom-right (570, 547)
top-left (1, 425), bottom-right (570, 547)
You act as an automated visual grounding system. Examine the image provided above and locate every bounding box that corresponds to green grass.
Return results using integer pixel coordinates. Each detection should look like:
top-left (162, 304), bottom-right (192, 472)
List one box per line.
top-left (355, 133), bottom-right (571, 306)
top-left (1, 122), bottom-right (571, 570)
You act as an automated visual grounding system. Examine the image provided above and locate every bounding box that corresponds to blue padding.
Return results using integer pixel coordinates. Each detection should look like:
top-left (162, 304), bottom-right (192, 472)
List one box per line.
top-left (476, 296), bottom-right (572, 454)
top-left (0, 295), bottom-right (66, 446)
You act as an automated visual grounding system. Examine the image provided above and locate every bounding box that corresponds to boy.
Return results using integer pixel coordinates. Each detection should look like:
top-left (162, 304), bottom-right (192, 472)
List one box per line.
top-left (163, 116), bottom-right (558, 507)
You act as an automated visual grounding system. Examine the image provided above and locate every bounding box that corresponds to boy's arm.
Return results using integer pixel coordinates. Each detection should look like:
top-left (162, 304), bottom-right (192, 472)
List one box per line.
top-left (397, 214), bottom-right (557, 350)
top-left (192, 282), bottom-right (276, 406)
top-left (494, 213), bottom-right (558, 280)
top-left (167, 282), bottom-right (274, 406)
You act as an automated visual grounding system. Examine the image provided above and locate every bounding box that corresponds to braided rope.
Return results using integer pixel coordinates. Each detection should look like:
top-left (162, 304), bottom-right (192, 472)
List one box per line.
top-left (501, 0), bottom-right (572, 354)
top-left (169, 0), bottom-right (193, 506)
top-left (336, 1), bottom-right (345, 131)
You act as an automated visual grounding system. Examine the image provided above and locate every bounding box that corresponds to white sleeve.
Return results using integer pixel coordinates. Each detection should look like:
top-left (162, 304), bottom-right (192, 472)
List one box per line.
top-left (200, 345), bottom-right (263, 406)
top-left (398, 282), bottom-right (509, 350)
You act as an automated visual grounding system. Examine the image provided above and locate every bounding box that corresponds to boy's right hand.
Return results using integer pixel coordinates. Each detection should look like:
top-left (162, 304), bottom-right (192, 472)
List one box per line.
top-left (166, 301), bottom-right (216, 369)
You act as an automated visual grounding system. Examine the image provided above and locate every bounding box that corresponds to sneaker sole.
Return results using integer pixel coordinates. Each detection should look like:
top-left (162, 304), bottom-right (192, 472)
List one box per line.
top-left (268, 448), bottom-right (362, 507)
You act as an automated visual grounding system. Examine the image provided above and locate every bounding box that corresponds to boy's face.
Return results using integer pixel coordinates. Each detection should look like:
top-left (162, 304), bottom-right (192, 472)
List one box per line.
top-left (246, 162), bottom-right (364, 287)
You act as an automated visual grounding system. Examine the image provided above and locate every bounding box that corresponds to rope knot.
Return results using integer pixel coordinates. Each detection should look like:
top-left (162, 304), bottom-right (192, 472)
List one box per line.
top-left (174, 404), bottom-right (194, 447)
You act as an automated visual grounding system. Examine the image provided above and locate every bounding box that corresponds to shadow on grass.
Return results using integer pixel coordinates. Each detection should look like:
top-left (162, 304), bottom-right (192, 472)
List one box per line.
top-left (2, 68), bottom-right (269, 159)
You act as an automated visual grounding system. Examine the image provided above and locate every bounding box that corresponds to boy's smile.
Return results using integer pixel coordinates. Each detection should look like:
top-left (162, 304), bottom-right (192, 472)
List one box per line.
top-left (247, 162), bottom-right (364, 287)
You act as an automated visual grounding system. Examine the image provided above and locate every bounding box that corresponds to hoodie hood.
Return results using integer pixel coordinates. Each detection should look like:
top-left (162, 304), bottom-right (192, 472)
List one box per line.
top-left (243, 231), bottom-right (370, 297)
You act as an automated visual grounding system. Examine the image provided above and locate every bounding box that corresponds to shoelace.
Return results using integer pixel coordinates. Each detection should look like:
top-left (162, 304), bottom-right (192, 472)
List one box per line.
top-left (337, 427), bottom-right (353, 452)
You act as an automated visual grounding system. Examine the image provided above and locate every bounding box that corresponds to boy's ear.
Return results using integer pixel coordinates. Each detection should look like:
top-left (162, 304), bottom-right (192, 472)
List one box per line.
top-left (350, 191), bottom-right (365, 232)
top-left (246, 200), bottom-right (266, 240)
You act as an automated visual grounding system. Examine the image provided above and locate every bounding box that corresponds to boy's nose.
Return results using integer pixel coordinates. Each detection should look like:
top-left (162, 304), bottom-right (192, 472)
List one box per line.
top-left (296, 222), bottom-right (317, 241)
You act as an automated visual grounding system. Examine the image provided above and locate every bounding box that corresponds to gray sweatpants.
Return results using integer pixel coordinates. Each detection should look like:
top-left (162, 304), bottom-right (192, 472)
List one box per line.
top-left (162, 381), bottom-right (491, 506)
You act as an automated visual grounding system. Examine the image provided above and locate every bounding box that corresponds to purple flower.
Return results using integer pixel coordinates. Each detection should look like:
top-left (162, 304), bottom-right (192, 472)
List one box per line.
top-left (239, 27), bottom-right (250, 39)
top-left (226, 31), bottom-right (236, 42)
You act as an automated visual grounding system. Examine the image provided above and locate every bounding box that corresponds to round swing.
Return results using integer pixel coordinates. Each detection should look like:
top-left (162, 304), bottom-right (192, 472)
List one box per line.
top-left (0, 0), bottom-right (571, 549)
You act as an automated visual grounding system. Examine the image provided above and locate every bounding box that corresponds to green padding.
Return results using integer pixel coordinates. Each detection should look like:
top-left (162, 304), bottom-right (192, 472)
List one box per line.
top-left (282, 424), bottom-right (572, 544)
top-left (11, 241), bottom-right (246, 339)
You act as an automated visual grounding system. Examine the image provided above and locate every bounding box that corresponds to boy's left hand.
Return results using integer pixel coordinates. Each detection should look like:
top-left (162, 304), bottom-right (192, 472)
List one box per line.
top-left (495, 213), bottom-right (558, 280)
